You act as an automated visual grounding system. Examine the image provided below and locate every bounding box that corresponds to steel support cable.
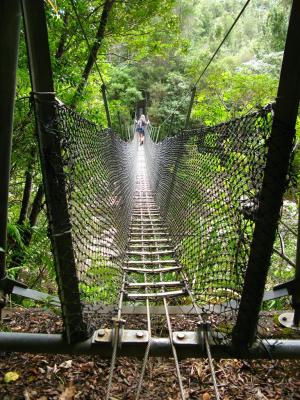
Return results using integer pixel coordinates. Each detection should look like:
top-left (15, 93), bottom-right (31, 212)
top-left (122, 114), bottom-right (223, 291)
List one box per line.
top-left (158, 90), bottom-right (192, 130)
top-left (130, 148), bottom-right (152, 399)
top-left (134, 269), bottom-right (152, 398)
top-left (160, 271), bottom-right (186, 400)
top-left (204, 328), bottom-right (221, 400)
top-left (145, 130), bottom-right (221, 398)
top-left (132, 151), bottom-right (185, 398)
top-left (134, 143), bottom-right (219, 398)
top-left (180, 271), bottom-right (221, 400)
top-left (106, 273), bottom-right (126, 400)
top-left (193, 0), bottom-right (251, 87)
top-left (159, 0), bottom-right (251, 131)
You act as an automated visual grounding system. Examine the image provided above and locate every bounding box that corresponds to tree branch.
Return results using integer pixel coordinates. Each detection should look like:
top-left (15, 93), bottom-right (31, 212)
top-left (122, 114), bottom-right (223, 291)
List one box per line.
top-left (72, 0), bottom-right (116, 105)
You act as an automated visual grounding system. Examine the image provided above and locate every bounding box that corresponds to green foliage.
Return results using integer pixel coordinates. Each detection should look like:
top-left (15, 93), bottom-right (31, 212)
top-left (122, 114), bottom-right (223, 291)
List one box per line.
top-left (8, 0), bottom-right (297, 309)
top-left (264, 0), bottom-right (291, 52)
top-left (148, 72), bottom-right (190, 128)
top-left (192, 71), bottom-right (277, 125)
top-left (7, 223), bottom-right (24, 249)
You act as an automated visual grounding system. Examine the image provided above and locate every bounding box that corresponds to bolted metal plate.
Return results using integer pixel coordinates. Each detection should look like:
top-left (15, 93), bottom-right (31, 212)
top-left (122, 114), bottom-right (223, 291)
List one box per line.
top-left (92, 328), bottom-right (112, 343)
top-left (122, 329), bottom-right (149, 343)
top-left (278, 312), bottom-right (300, 330)
top-left (173, 331), bottom-right (199, 346)
top-left (92, 329), bottom-right (149, 344)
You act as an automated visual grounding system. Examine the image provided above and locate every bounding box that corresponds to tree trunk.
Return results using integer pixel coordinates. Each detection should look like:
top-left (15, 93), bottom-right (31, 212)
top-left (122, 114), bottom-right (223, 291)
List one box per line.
top-left (17, 148), bottom-right (36, 225)
top-left (28, 184), bottom-right (44, 233)
top-left (17, 169), bottom-right (32, 226)
top-left (55, 12), bottom-right (69, 60)
top-left (72, 0), bottom-right (115, 105)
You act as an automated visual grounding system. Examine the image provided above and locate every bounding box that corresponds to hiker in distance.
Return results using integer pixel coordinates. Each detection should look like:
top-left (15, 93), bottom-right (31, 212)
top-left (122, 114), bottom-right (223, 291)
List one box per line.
top-left (136, 114), bottom-right (150, 145)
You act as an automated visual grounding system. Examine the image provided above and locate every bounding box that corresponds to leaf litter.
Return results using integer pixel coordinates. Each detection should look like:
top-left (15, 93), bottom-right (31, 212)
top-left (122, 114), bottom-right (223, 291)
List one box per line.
top-left (0, 308), bottom-right (299, 399)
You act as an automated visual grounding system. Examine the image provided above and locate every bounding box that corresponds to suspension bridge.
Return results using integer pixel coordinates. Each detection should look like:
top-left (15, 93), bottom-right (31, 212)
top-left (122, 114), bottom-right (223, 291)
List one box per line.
top-left (0, 1), bottom-right (300, 399)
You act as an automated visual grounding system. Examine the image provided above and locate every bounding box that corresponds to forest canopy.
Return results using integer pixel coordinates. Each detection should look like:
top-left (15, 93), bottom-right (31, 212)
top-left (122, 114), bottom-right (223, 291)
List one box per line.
top-left (16, 0), bottom-right (292, 126)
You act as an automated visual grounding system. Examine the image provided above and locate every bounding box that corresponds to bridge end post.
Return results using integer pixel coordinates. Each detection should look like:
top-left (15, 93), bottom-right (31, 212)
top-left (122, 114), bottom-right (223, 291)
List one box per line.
top-left (0, 0), bottom-right (21, 312)
top-left (232, 0), bottom-right (300, 348)
top-left (21, 0), bottom-right (88, 343)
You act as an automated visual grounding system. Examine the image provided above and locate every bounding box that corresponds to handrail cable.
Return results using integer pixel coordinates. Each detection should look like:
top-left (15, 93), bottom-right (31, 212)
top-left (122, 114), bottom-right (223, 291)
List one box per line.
top-left (193, 0), bottom-right (251, 87)
top-left (159, 0), bottom-right (251, 130)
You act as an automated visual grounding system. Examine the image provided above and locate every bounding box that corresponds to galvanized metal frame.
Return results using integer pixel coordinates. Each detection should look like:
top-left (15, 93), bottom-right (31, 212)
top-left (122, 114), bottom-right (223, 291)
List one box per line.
top-left (232, 0), bottom-right (300, 348)
top-left (0, 330), bottom-right (299, 360)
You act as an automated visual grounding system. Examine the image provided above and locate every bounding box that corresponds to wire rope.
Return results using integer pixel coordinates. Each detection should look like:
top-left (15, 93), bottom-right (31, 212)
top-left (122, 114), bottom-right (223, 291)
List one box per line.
top-left (106, 273), bottom-right (126, 400)
top-left (160, 273), bottom-right (186, 400)
top-left (159, 0), bottom-right (252, 130)
top-left (194, 0), bottom-right (251, 87)
top-left (181, 272), bottom-right (221, 400)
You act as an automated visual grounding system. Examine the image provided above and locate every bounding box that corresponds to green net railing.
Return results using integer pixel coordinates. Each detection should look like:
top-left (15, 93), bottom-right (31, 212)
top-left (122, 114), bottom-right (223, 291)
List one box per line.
top-left (37, 101), bottom-right (137, 338)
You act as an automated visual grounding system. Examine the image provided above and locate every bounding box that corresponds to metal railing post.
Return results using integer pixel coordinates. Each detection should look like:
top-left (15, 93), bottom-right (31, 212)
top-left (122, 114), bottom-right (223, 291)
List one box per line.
top-left (21, 0), bottom-right (88, 342)
top-left (232, 0), bottom-right (300, 348)
top-left (0, 0), bottom-right (21, 284)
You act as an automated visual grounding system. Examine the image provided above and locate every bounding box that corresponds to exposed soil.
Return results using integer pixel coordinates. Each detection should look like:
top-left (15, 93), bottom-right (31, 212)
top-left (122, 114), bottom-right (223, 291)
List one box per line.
top-left (0, 308), bottom-right (299, 400)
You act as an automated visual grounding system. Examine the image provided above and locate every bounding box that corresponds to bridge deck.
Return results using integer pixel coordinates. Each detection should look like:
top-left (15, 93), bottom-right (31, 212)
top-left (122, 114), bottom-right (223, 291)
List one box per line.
top-left (106, 144), bottom-right (220, 400)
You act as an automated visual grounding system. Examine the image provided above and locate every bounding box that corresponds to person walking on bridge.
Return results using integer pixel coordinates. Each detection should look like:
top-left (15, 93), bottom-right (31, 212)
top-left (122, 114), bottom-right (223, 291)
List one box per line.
top-left (136, 114), bottom-right (150, 145)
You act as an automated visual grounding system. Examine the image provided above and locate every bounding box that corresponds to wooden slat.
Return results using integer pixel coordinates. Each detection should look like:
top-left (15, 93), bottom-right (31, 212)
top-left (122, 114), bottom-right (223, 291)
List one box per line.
top-left (130, 227), bottom-right (166, 231)
top-left (128, 244), bottom-right (173, 249)
top-left (127, 259), bottom-right (176, 265)
top-left (125, 289), bottom-right (186, 300)
top-left (125, 281), bottom-right (182, 289)
top-left (123, 266), bottom-right (182, 274)
top-left (130, 231), bottom-right (168, 236)
top-left (127, 250), bottom-right (174, 256)
top-left (131, 218), bottom-right (162, 223)
top-left (129, 238), bottom-right (170, 243)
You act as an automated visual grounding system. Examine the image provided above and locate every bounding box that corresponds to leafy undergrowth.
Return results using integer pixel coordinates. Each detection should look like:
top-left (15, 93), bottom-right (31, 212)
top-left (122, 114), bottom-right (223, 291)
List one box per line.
top-left (0, 309), bottom-right (299, 399)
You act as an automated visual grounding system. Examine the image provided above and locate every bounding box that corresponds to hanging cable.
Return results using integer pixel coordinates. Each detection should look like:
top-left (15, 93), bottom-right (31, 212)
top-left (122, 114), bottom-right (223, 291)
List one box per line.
top-left (193, 0), bottom-right (251, 87)
top-left (159, 0), bottom-right (251, 130)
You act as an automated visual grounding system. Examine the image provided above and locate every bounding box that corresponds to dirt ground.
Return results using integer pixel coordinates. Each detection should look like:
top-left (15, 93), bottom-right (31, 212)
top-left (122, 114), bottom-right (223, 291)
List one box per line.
top-left (0, 308), bottom-right (299, 400)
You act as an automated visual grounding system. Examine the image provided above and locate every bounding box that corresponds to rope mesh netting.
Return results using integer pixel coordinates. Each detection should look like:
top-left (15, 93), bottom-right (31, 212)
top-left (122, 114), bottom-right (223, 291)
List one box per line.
top-left (35, 99), bottom-right (293, 342)
top-left (40, 101), bottom-right (137, 336)
top-left (144, 105), bottom-right (274, 337)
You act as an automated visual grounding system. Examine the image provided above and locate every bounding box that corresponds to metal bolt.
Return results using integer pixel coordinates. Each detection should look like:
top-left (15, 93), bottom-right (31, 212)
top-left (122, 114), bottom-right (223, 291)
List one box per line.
top-left (177, 332), bottom-right (185, 340)
top-left (136, 331), bottom-right (144, 338)
top-left (97, 329), bottom-right (105, 337)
